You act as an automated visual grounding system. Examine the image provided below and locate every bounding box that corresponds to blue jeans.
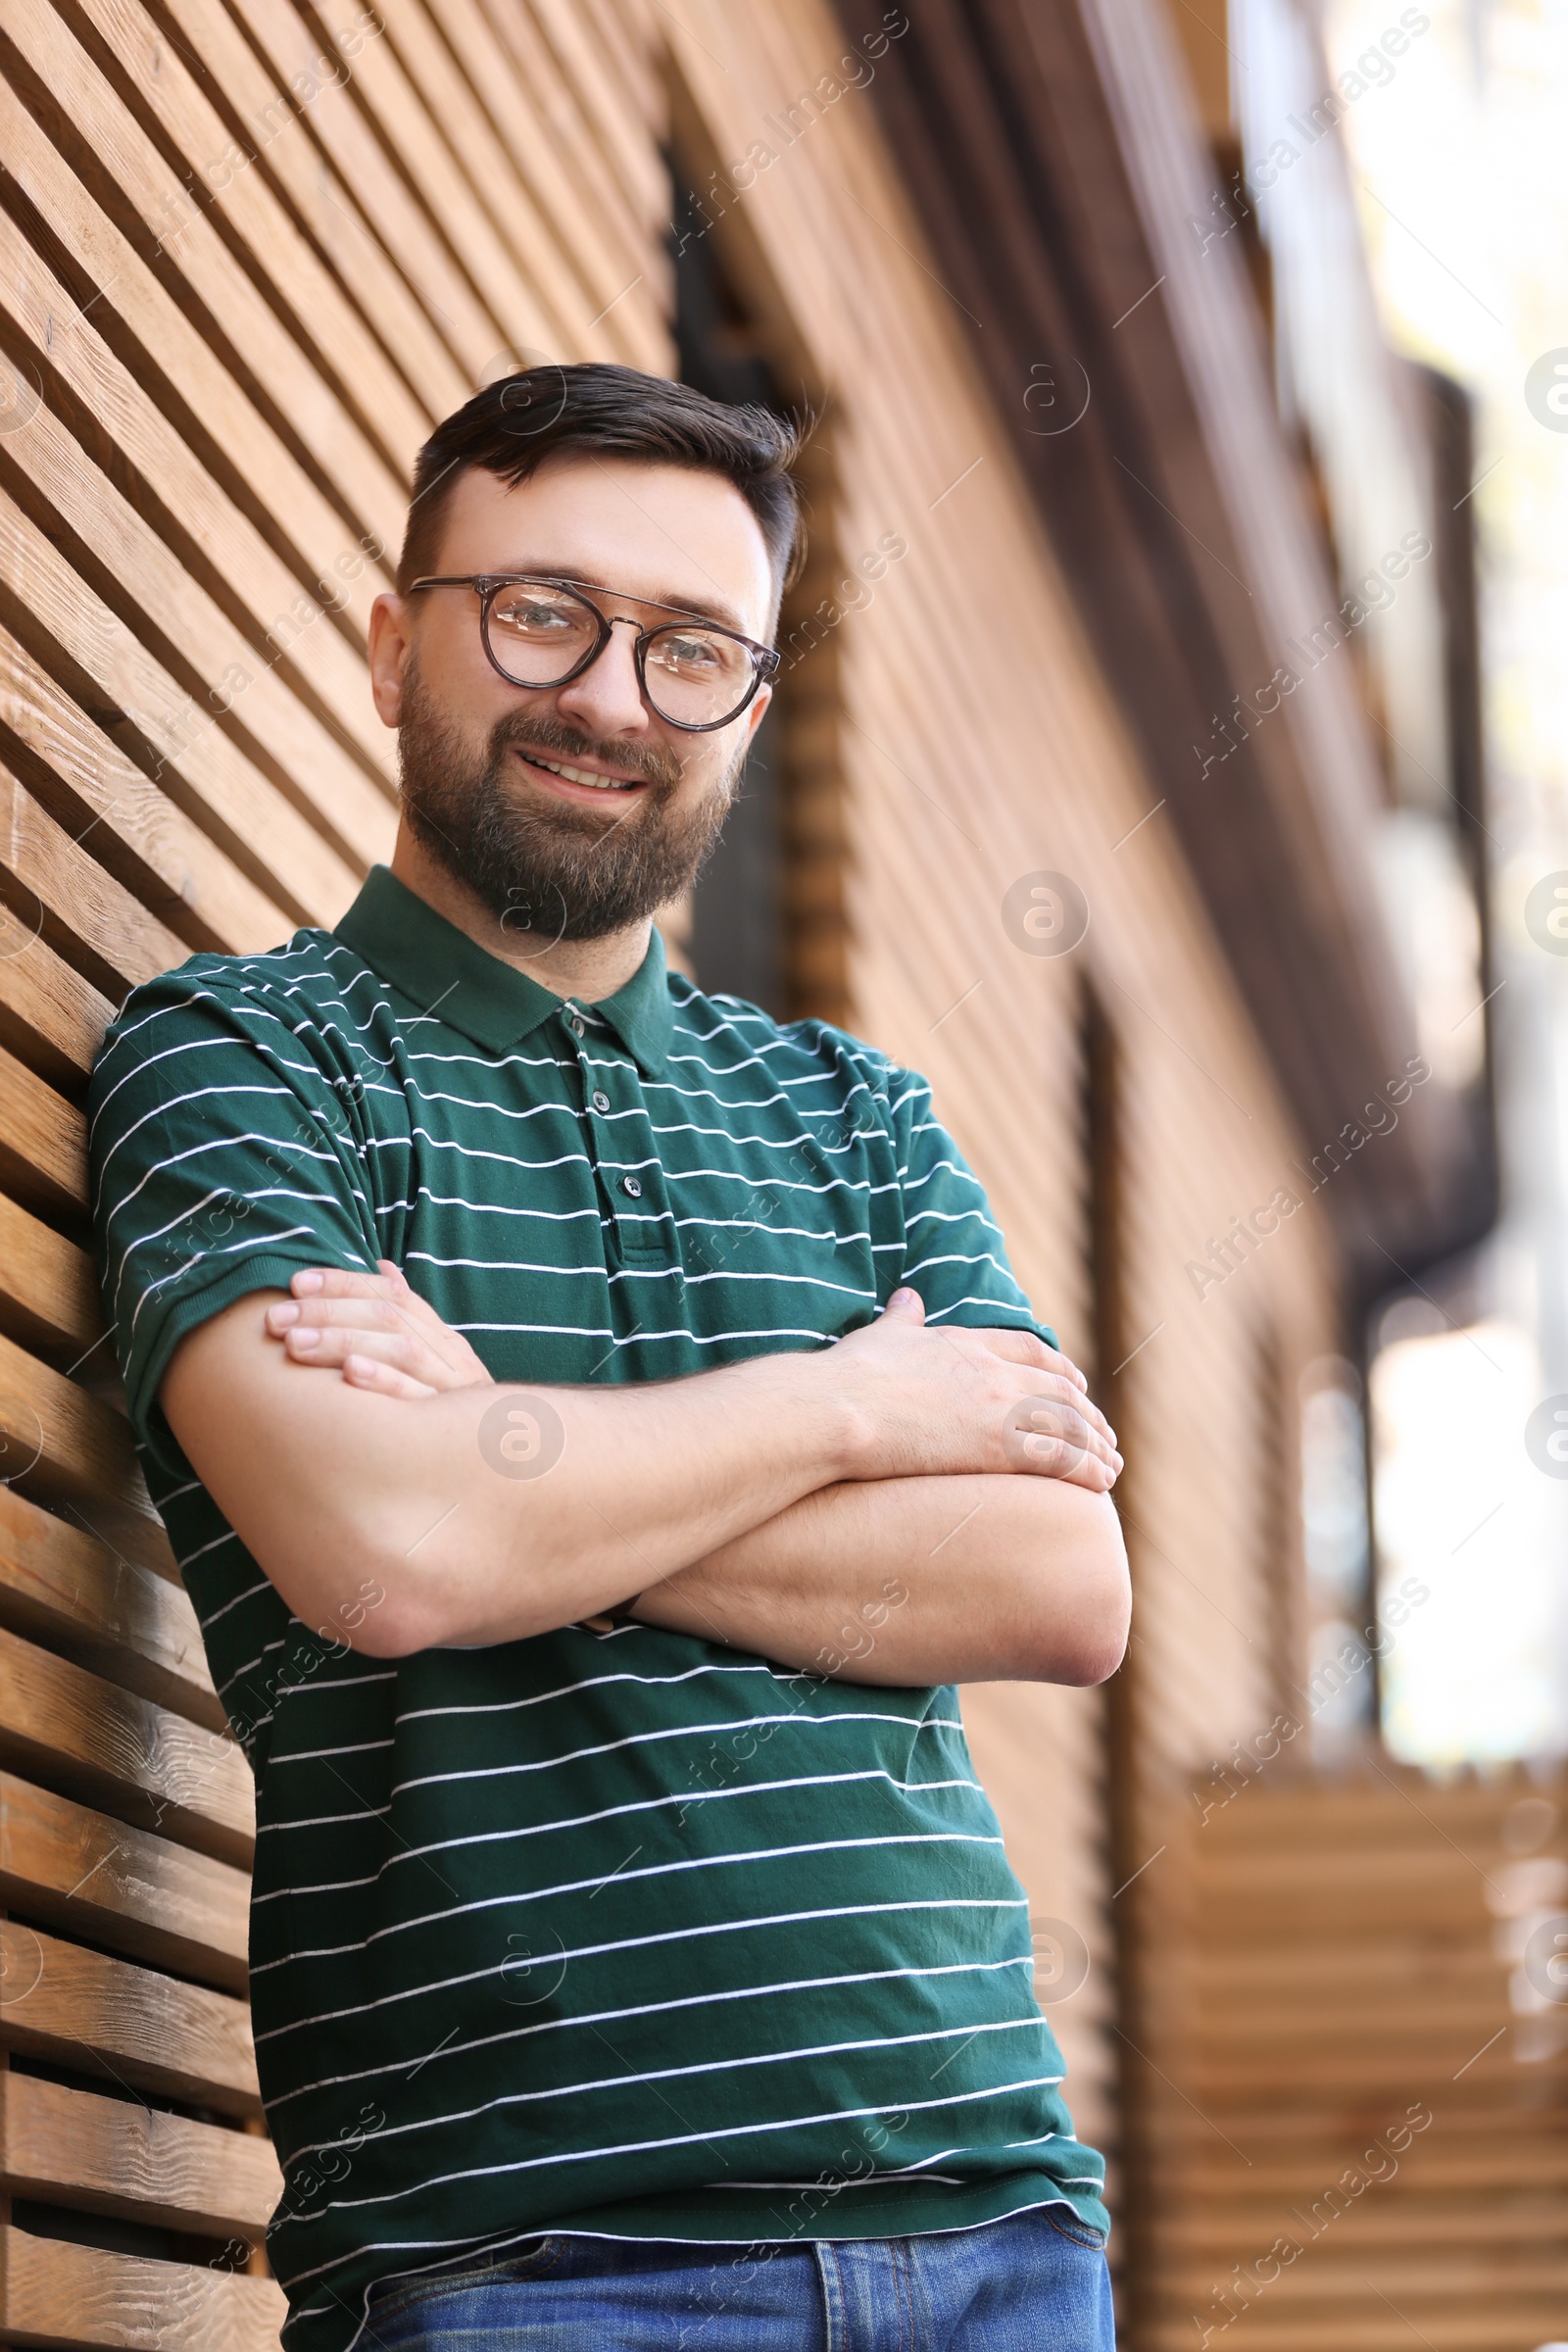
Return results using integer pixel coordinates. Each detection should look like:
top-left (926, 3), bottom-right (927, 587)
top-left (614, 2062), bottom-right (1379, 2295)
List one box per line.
top-left (360, 2206), bottom-right (1114, 2348)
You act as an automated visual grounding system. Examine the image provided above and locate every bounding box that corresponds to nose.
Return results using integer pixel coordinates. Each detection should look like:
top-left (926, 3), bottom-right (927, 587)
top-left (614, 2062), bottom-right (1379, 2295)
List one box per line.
top-left (553, 615), bottom-right (650, 740)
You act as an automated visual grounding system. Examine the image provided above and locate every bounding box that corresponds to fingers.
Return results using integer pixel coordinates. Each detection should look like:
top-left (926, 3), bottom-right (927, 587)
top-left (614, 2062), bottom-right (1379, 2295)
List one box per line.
top-left (883, 1287), bottom-right (926, 1325)
top-left (986, 1356), bottom-right (1117, 1453)
top-left (269, 1270), bottom-right (493, 1392)
top-left (268, 1296), bottom-right (411, 1336)
top-left (289, 1265), bottom-right (407, 1300)
top-left (1007, 1396), bottom-right (1122, 1487)
top-left (274, 1320), bottom-right (453, 1392)
top-left (342, 1352), bottom-right (438, 1401)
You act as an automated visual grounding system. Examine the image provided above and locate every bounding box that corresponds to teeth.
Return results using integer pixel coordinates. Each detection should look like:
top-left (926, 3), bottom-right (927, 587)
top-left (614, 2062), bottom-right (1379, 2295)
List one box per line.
top-left (528, 754), bottom-right (632, 791)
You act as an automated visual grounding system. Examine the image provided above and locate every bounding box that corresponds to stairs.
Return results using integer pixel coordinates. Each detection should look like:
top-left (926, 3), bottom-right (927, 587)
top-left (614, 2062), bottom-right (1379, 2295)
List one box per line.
top-left (1141, 1759), bottom-right (1568, 2351)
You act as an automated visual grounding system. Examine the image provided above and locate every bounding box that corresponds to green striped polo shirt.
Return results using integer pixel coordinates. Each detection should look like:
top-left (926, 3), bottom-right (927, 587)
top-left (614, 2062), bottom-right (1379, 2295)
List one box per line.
top-left (89, 864), bottom-right (1107, 2352)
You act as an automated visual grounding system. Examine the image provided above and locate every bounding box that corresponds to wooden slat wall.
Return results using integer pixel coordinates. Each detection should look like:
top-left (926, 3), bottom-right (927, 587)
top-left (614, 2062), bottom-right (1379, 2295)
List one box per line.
top-left (0, 0), bottom-right (1375, 2339)
top-left (0, 0), bottom-right (666, 2333)
top-left (1143, 1763), bottom-right (1568, 2352)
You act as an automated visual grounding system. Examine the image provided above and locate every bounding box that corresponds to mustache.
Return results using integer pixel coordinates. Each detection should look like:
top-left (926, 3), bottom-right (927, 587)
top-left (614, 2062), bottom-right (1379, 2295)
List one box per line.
top-left (489, 709), bottom-right (684, 794)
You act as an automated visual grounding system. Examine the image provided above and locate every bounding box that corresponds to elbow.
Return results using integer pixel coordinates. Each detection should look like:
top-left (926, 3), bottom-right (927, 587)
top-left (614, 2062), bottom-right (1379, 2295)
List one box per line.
top-left (1069, 1523), bottom-right (1132, 1685)
top-left (1056, 1605), bottom-right (1130, 1689)
top-left (342, 1586), bottom-right (429, 1659)
top-left (262, 1511), bottom-right (451, 1660)
top-left (1024, 1494), bottom-right (1131, 1686)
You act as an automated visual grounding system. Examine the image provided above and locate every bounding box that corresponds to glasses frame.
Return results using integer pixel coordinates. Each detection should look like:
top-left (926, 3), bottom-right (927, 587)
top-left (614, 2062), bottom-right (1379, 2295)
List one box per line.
top-left (406, 572), bottom-right (780, 734)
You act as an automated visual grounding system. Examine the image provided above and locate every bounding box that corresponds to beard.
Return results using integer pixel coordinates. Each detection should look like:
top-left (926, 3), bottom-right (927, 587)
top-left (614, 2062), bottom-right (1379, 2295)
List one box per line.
top-left (397, 660), bottom-right (741, 944)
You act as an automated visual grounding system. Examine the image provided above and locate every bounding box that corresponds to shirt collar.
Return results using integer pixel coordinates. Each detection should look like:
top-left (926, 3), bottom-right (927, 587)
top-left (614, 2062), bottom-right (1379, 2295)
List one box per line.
top-left (333, 866), bottom-right (673, 1074)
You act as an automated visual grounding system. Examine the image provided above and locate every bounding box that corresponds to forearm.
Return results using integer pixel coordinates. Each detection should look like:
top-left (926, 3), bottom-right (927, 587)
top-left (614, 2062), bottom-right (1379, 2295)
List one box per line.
top-left (631, 1474), bottom-right (1131, 1687)
top-left (162, 1282), bottom-right (1119, 1659)
top-left (163, 1296), bottom-right (863, 1654)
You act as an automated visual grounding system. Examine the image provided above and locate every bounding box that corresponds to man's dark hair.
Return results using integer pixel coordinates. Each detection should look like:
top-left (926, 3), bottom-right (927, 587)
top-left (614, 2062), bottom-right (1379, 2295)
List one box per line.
top-left (398, 363), bottom-right (807, 629)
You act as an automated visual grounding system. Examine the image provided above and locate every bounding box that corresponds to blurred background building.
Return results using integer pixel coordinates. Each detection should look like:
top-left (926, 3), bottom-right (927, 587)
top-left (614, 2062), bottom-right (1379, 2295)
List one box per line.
top-left (0, 0), bottom-right (1559, 2346)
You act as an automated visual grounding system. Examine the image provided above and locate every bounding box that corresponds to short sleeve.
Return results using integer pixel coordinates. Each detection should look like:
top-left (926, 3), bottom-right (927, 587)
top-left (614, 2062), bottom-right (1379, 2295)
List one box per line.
top-left (89, 960), bottom-right (382, 1473)
top-left (888, 1065), bottom-right (1058, 1349)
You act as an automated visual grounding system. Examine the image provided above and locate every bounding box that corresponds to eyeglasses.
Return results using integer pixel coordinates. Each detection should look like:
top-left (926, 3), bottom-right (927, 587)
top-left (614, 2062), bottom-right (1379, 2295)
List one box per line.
top-left (406, 573), bottom-right (780, 732)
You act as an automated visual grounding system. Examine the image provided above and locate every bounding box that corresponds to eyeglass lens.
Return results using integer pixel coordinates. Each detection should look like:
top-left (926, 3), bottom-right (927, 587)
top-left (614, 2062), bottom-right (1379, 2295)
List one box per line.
top-left (485, 581), bottom-right (757, 726)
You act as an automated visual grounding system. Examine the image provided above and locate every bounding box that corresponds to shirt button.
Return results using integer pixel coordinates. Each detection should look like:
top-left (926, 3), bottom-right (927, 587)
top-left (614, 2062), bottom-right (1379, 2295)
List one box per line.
top-left (592, 1090), bottom-right (611, 1114)
top-left (621, 1175), bottom-right (643, 1198)
top-left (563, 1002), bottom-right (585, 1038)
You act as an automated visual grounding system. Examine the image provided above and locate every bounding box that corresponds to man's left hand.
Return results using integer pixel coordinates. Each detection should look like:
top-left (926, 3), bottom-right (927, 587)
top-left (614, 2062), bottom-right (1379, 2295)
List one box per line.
top-left (264, 1262), bottom-right (494, 1398)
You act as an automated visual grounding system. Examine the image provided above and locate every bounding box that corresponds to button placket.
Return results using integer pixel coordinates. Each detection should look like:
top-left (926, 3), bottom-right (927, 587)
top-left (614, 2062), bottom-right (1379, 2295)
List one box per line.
top-left (574, 1037), bottom-right (665, 1262)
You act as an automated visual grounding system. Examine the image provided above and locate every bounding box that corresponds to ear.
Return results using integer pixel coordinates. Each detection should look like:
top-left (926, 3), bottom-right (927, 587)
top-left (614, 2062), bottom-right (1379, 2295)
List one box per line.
top-left (368, 591), bottom-right (415, 728)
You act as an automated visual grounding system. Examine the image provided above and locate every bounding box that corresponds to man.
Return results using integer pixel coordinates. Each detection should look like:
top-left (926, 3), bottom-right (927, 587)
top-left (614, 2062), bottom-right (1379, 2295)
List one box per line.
top-left (91, 365), bottom-right (1129, 2351)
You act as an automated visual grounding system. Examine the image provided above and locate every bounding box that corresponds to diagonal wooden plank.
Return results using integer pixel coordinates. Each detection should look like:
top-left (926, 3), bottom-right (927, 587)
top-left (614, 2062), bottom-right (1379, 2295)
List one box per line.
top-left (0, 1332), bottom-right (172, 1572)
top-left (0, 1483), bottom-right (220, 1728)
top-left (0, 757), bottom-right (187, 1002)
top-left (0, 1190), bottom-right (102, 1359)
top-left (0, 1043), bottom-right (87, 1224)
top-left (0, 109), bottom-right (392, 778)
top-left (151, 0), bottom-right (466, 419)
top-left (6, 0), bottom-right (413, 544)
top-left (0, 1616), bottom-right (254, 1865)
top-left (0, 2224), bottom-right (286, 2347)
top-left (0, 2071), bottom-right (280, 2237)
top-left (0, 616), bottom-right (289, 956)
top-left (0, 480), bottom-right (368, 924)
top-left (1, 365), bottom-right (395, 872)
top-left (0, 1918), bottom-right (260, 2110)
top-left (0, 1766), bottom-right (249, 1988)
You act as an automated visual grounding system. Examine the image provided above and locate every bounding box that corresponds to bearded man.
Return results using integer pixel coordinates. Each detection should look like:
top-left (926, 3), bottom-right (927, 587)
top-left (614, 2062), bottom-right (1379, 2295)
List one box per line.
top-left (90, 365), bottom-right (1128, 2352)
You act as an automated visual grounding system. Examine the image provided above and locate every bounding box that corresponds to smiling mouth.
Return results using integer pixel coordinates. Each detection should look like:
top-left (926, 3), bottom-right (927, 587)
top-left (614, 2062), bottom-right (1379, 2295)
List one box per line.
top-left (516, 748), bottom-right (649, 795)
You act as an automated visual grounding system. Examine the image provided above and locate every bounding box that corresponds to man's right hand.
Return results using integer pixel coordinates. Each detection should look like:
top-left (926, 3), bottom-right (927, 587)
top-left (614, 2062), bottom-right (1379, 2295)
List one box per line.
top-left (830, 1287), bottom-right (1121, 1492)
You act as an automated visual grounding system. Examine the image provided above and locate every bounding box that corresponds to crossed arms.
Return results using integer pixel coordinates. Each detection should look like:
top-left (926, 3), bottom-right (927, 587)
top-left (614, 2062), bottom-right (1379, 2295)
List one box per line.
top-left (160, 1267), bottom-right (1130, 1689)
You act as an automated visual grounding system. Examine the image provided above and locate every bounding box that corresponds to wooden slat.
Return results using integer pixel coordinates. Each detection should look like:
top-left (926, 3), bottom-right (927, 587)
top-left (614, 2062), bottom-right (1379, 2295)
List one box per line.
top-left (0, 757), bottom-right (187, 1002)
top-left (0, 900), bottom-right (112, 1091)
top-left (0, 1484), bottom-right (220, 1730)
top-left (0, 1918), bottom-right (260, 2109)
top-left (0, 2223), bottom-right (286, 2347)
top-left (1, 390), bottom-right (395, 874)
top-left (0, 482), bottom-right (361, 929)
top-left (434, 0), bottom-right (662, 343)
top-left (0, 1191), bottom-right (101, 1359)
top-left (0, 2071), bottom-right (280, 2236)
top-left (0, 96), bottom-right (392, 778)
top-left (224, 0), bottom-right (507, 381)
top-left (0, 1331), bottom-right (170, 1552)
top-left (0, 1044), bottom-right (86, 1223)
top-left (154, 0), bottom-right (466, 419)
top-left (303, 0), bottom-right (576, 353)
top-left (364, 0), bottom-right (659, 364)
top-left (0, 615), bottom-right (289, 956)
top-left (0, 1618), bottom-right (253, 1865)
top-left (15, 0), bottom-right (413, 546)
top-left (73, 0), bottom-right (434, 473)
top-left (1146, 1768), bottom-right (1568, 2351)
top-left (519, 0), bottom-right (669, 234)
top-left (0, 1767), bottom-right (248, 1988)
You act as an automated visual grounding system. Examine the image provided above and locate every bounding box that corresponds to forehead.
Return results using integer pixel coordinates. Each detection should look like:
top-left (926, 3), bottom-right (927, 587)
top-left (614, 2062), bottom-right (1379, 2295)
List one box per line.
top-left (429, 456), bottom-right (775, 637)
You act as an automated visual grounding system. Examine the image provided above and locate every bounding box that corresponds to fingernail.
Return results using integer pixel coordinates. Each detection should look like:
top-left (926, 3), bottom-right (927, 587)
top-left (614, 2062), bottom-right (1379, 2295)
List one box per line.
top-left (294, 1270), bottom-right (324, 1293)
top-left (269, 1301), bottom-right (299, 1327)
top-left (289, 1328), bottom-right (320, 1349)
